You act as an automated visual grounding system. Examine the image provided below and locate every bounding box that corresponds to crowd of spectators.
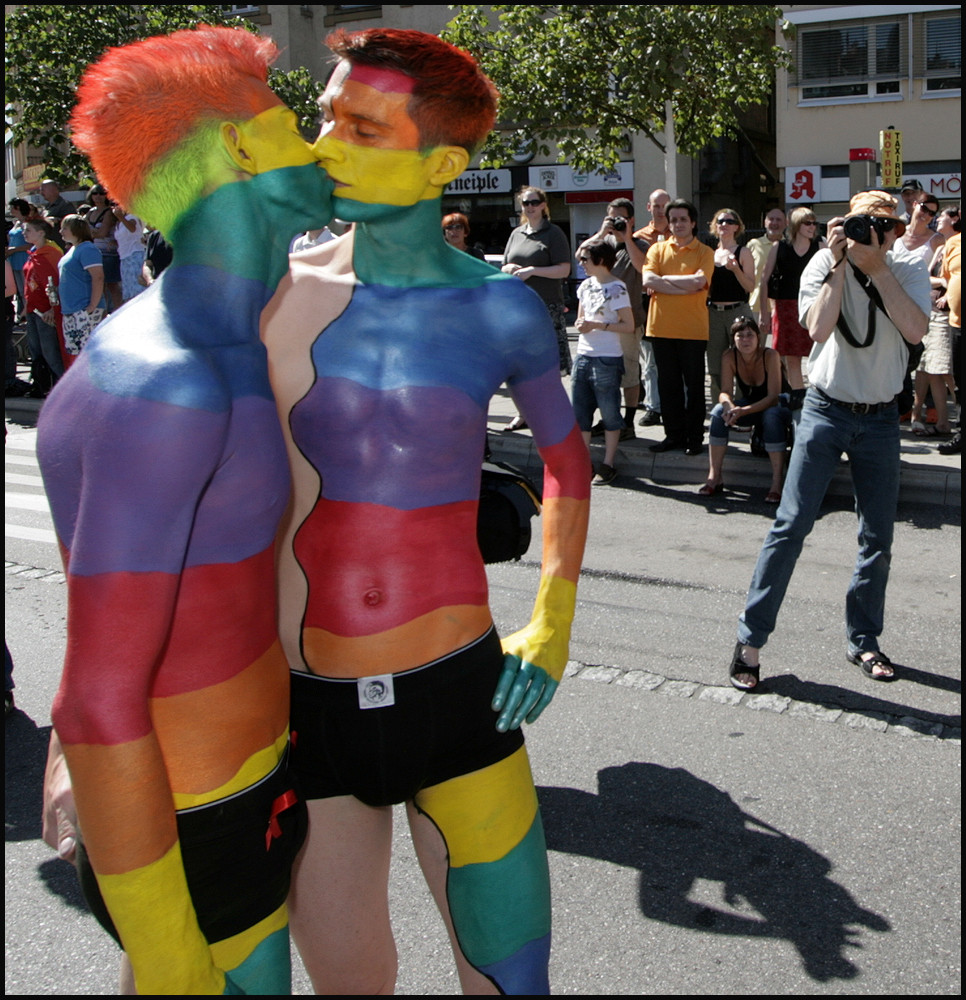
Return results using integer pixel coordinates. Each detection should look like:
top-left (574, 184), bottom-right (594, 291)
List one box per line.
top-left (6, 180), bottom-right (158, 399)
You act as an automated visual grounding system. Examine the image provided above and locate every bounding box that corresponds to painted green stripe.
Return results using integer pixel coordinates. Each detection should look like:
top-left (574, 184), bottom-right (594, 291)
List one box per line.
top-left (446, 814), bottom-right (551, 967)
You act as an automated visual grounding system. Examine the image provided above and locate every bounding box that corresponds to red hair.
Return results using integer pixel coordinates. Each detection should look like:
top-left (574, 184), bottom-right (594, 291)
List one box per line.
top-left (70, 26), bottom-right (279, 209)
top-left (326, 28), bottom-right (497, 155)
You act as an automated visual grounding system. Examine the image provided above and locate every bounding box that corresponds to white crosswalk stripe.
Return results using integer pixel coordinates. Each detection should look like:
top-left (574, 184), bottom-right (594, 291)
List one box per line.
top-left (5, 427), bottom-right (58, 550)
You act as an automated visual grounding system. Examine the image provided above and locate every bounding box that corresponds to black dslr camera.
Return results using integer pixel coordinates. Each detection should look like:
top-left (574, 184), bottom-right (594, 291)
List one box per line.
top-left (842, 214), bottom-right (898, 245)
top-left (605, 216), bottom-right (627, 232)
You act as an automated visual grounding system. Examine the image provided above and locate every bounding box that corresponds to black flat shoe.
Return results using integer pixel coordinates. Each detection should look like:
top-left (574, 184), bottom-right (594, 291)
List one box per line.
top-left (649, 438), bottom-right (684, 453)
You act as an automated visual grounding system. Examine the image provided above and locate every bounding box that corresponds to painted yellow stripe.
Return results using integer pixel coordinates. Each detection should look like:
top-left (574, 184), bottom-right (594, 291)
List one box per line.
top-left (209, 902), bottom-right (288, 973)
top-left (415, 746), bottom-right (537, 867)
top-left (319, 137), bottom-right (441, 206)
top-left (98, 842), bottom-right (224, 994)
top-left (171, 729), bottom-right (289, 810)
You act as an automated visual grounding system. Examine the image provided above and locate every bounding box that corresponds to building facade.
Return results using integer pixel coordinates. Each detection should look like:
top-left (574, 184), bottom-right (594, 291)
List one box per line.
top-left (777, 4), bottom-right (961, 218)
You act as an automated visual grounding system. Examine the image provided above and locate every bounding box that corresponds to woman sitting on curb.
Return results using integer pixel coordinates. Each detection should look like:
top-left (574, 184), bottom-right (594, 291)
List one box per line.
top-left (700, 316), bottom-right (791, 503)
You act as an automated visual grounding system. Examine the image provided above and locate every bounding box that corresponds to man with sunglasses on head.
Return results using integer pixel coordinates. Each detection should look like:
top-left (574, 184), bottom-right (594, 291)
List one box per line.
top-left (728, 190), bottom-right (931, 692)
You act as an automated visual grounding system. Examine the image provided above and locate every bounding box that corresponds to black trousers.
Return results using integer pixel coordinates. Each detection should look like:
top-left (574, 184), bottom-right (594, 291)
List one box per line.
top-left (650, 337), bottom-right (707, 447)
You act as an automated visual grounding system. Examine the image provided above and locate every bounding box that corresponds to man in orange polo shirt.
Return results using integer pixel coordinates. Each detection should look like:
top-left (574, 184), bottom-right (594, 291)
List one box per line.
top-left (642, 198), bottom-right (715, 454)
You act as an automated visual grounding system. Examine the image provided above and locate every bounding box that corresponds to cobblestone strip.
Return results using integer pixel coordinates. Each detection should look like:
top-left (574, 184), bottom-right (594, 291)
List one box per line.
top-left (566, 661), bottom-right (960, 744)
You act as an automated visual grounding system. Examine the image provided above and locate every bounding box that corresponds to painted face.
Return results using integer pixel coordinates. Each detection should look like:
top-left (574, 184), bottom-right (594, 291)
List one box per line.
top-left (234, 104), bottom-right (321, 175)
top-left (313, 60), bottom-right (444, 216)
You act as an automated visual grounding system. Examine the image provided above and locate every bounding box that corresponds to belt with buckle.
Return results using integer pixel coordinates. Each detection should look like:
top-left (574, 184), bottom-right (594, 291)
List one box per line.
top-left (708, 301), bottom-right (746, 312)
top-left (814, 387), bottom-right (895, 415)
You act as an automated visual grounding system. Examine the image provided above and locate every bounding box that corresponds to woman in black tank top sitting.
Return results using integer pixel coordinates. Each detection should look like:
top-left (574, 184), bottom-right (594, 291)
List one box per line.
top-left (699, 316), bottom-right (791, 503)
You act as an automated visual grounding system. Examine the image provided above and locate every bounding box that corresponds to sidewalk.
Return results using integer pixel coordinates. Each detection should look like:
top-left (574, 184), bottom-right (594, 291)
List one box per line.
top-left (486, 331), bottom-right (961, 509)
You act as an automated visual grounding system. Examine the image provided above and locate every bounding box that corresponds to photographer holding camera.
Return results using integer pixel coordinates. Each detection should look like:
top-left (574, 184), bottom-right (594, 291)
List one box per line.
top-left (728, 191), bottom-right (931, 691)
top-left (591, 198), bottom-right (649, 436)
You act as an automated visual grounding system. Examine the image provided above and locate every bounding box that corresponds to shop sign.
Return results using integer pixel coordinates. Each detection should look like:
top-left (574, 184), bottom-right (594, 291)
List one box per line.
top-left (446, 169), bottom-right (512, 195)
top-left (528, 161), bottom-right (633, 192)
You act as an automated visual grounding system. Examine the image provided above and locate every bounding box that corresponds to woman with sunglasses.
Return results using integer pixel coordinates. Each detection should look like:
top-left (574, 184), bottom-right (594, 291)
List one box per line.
top-left (83, 183), bottom-right (123, 311)
top-left (502, 187), bottom-right (572, 434)
top-left (706, 208), bottom-right (756, 403)
top-left (700, 316), bottom-right (790, 503)
top-left (759, 206), bottom-right (825, 390)
top-left (899, 194), bottom-right (944, 264)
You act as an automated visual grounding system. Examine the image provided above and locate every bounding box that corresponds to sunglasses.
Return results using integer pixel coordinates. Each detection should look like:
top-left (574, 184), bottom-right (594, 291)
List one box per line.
top-left (801, 220), bottom-right (817, 225)
top-left (521, 199), bottom-right (544, 207)
top-left (917, 204), bottom-right (938, 216)
top-left (577, 255), bottom-right (590, 263)
top-left (716, 217), bottom-right (738, 225)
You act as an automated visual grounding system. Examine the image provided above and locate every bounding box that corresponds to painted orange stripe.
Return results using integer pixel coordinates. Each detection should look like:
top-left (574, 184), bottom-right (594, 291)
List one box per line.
top-left (537, 496), bottom-right (588, 584)
top-left (65, 735), bottom-right (178, 875)
top-left (302, 604), bottom-right (493, 677)
top-left (150, 640), bottom-right (290, 796)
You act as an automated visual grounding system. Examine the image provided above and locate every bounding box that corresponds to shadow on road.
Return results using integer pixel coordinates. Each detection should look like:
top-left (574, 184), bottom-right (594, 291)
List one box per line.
top-left (539, 761), bottom-right (890, 983)
top-left (5, 711), bottom-right (88, 911)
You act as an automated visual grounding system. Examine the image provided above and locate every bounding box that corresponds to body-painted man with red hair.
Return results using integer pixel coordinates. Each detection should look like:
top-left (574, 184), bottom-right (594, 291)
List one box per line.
top-left (37, 26), bottom-right (333, 994)
top-left (262, 28), bottom-right (590, 995)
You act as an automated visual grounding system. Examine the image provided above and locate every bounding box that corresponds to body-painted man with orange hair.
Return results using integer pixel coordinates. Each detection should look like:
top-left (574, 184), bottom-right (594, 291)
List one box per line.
top-left (37, 26), bottom-right (333, 994)
top-left (262, 28), bottom-right (590, 995)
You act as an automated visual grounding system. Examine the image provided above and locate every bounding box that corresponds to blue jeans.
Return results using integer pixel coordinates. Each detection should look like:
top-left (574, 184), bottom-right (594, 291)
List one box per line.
top-left (26, 311), bottom-right (65, 379)
top-left (571, 354), bottom-right (624, 431)
top-left (738, 388), bottom-right (900, 657)
top-left (709, 398), bottom-right (791, 451)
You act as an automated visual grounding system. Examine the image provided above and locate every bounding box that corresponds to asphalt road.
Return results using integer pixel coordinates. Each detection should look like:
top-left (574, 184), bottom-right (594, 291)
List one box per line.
top-left (5, 414), bottom-right (961, 995)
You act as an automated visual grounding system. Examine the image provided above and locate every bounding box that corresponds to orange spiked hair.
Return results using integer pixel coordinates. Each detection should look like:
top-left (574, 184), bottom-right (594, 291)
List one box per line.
top-left (70, 25), bottom-right (279, 210)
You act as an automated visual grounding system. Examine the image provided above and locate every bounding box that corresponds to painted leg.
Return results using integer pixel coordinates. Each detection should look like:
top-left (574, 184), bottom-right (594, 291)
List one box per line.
top-left (412, 747), bottom-right (551, 995)
top-left (288, 796), bottom-right (397, 995)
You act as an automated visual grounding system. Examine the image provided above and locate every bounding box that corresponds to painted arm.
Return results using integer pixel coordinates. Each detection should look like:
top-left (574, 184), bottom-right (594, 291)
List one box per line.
top-left (44, 393), bottom-right (232, 994)
top-left (492, 418), bottom-right (589, 731)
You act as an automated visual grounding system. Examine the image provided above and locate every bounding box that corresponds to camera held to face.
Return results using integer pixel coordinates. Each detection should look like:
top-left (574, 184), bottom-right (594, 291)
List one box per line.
top-left (842, 214), bottom-right (898, 245)
top-left (605, 216), bottom-right (627, 233)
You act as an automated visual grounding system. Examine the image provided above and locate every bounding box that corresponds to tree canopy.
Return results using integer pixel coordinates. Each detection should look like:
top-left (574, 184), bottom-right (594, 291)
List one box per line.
top-left (442, 4), bottom-right (793, 172)
top-left (4, 4), bottom-right (326, 185)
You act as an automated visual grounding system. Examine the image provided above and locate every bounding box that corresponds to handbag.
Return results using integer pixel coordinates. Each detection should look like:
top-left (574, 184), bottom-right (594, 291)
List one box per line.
top-left (477, 450), bottom-right (542, 564)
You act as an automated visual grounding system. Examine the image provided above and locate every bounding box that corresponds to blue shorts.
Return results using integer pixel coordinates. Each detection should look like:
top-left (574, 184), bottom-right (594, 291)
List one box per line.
top-left (571, 353), bottom-right (625, 431)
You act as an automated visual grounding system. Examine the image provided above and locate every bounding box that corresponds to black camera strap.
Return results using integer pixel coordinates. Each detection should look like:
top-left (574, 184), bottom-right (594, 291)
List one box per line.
top-left (835, 261), bottom-right (923, 374)
top-left (833, 261), bottom-right (882, 349)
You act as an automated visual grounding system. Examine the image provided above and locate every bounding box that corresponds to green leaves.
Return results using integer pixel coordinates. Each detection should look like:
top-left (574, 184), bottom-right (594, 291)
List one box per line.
top-left (5, 5), bottom-right (323, 184)
top-left (443, 4), bottom-right (791, 173)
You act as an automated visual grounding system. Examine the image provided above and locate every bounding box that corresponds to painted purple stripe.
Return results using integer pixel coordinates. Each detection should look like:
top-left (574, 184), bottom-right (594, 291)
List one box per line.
top-left (290, 376), bottom-right (486, 509)
top-left (39, 385), bottom-right (287, 576)
top-left (509, 366), bottom-right (578, 449)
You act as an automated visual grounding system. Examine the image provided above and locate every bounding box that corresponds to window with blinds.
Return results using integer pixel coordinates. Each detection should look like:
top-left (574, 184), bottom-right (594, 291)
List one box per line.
top-left (794, 11), bottom-right (961, 101)
top-left (917, 14), bottom-right (961, 93)
top-left (796, 17), bottom-right (905, 100)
